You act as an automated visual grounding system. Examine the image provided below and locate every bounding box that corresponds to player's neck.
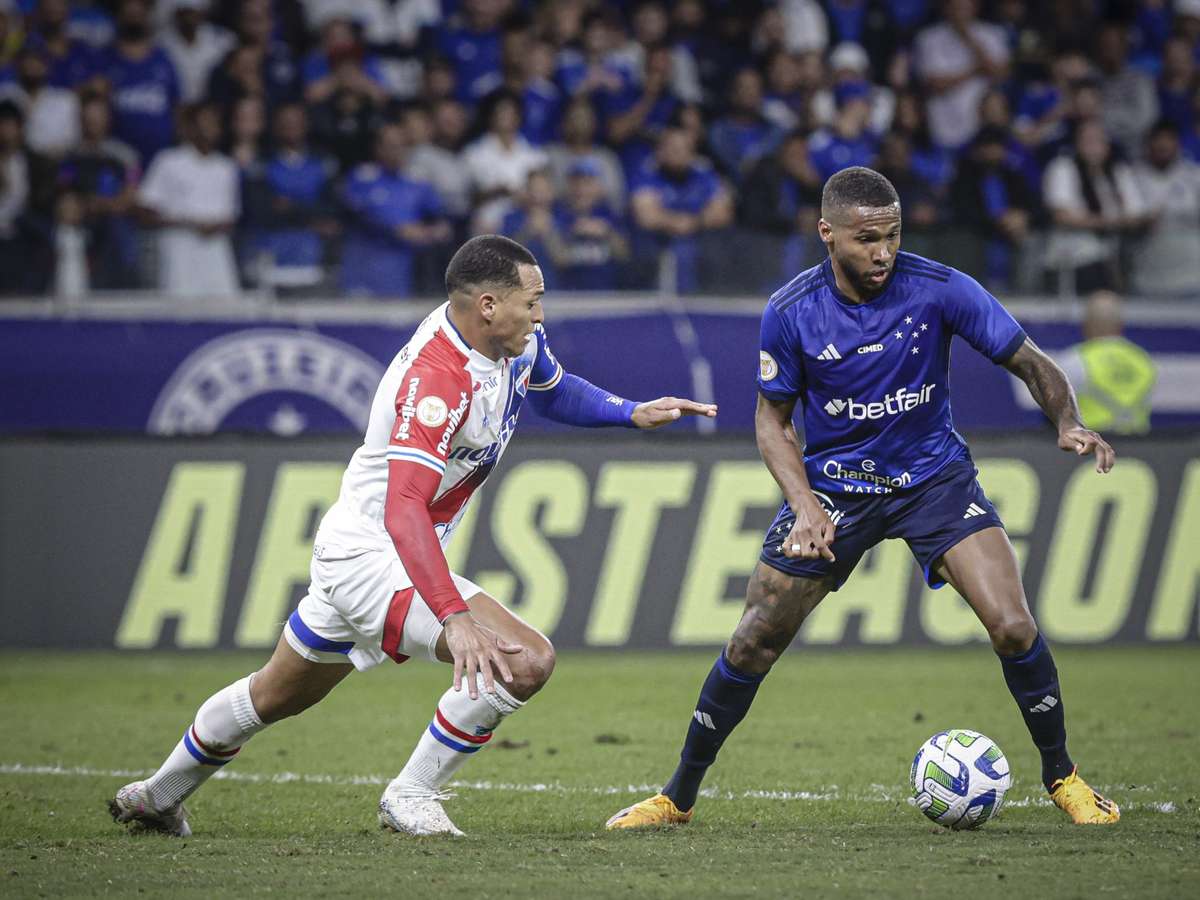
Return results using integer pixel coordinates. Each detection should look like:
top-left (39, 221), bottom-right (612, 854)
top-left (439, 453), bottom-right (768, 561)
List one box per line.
top-left (445, 305), bottom-right (502, 362)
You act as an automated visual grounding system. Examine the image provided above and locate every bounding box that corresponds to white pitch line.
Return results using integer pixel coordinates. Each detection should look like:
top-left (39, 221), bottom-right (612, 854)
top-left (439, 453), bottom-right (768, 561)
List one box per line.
top-left (0, 763), bottom-right (1178, 814)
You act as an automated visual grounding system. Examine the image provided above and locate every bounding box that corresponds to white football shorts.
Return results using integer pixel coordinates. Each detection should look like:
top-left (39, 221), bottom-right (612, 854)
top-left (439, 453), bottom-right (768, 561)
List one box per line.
top-left (283, 544), bottom-right (483, 672)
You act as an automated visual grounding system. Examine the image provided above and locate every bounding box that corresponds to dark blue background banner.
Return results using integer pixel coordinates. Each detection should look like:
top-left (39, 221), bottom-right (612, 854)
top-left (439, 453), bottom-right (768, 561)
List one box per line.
top-left (2, 311), bottom-right (1197, 434)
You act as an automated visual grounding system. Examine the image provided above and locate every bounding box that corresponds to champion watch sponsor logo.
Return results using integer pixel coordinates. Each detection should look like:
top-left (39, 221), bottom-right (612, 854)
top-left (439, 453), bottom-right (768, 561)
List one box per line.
top-left (1029, 695), bottom-right (1059, 713)
top-left (816, 343), bottom-right (842, 361)
top-left (963, 502), bottom-right (988, 519)
top-left (823, 383), bottom-right (936, 420)
top-left (693, 710), bottom-right (716, 730)
top-left (822, 459), bottom-right (912, 493)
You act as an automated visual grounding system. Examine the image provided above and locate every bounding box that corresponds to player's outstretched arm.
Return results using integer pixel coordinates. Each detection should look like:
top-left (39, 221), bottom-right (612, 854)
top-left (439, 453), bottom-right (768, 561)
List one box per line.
top-left (1003, 338), bottom-right (1116, 473)
top-left (756, 394), bottom-right (835, 561)
top-left (631, 396), bottom-right (717, 429)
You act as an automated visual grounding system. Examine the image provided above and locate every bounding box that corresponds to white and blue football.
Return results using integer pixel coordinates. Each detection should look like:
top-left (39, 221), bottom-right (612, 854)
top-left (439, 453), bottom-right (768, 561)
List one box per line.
top-left (910, 729), bottom-right (1012, 830)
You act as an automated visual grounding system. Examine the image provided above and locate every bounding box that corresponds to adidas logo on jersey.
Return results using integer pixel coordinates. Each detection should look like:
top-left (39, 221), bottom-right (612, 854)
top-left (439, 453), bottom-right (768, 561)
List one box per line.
top-left (963, 502), bottom-right (987, 519)
top-left (816, 343), bottom-right (842, 361)
top-left (1029, 695), bottom-right (1059, 713)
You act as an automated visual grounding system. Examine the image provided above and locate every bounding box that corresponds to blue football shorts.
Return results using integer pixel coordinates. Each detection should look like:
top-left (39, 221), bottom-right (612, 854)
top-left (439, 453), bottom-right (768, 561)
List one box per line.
top-left (759, 458), bottom-right (1004, 590)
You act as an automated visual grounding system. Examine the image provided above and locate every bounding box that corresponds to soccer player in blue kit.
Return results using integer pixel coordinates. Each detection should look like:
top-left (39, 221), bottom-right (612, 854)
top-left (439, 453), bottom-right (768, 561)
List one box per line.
top-left (607, 167), bottom-right (1120, 829)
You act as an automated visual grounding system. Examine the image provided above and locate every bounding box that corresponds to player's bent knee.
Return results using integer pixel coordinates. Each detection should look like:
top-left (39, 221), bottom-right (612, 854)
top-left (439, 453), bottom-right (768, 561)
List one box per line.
top-left (507, 637), bottom-right (556, 700)
top-left (988, 615), bottom-right (1038, 655)
top-left (725, 631), bottom-right (782, 675)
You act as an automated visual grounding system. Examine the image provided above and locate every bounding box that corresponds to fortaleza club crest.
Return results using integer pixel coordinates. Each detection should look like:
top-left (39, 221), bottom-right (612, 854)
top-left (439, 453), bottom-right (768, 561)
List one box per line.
top-left (147, 329), bottom-right (385, 436)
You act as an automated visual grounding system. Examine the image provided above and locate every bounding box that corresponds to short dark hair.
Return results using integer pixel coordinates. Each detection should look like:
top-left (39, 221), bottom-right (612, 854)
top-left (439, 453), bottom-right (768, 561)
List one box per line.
top-left (445, 235), bottom-right (537, 296)
top-left (821, 166), bottom-right (900, 219)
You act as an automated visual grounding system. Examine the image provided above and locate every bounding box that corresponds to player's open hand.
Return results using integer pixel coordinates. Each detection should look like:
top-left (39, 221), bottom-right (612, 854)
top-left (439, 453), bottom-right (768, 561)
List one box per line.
top-left (443, 613), bottom-right (523, 699)
top-left (631, 397), bottom-right (718, 429)
top-left (1058, 426), bottom-right (1116, 474)
top-left (783, 496), bottom-right (837, 562)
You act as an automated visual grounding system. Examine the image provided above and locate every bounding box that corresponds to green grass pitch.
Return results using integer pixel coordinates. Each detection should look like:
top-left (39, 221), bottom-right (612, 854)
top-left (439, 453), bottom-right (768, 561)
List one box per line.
top-left (1, 647), bottom-right (1197, 898)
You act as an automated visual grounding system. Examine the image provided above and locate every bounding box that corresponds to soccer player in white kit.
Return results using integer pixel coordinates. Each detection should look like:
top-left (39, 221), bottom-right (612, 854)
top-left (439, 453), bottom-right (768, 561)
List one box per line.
top-left (110, 235), bottom-right (716, 837)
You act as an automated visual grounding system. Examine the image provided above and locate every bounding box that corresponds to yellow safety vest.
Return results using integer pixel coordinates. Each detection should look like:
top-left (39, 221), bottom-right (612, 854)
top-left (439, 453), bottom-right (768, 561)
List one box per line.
top-left (1075, 336), bottom-right (1156, 435)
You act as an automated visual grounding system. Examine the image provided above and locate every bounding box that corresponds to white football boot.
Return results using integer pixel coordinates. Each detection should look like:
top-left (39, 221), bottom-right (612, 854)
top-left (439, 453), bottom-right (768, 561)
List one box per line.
top-left (378, 783), bottom-right (465, 837)
top-left (108, 781), bottom-right (192, 837)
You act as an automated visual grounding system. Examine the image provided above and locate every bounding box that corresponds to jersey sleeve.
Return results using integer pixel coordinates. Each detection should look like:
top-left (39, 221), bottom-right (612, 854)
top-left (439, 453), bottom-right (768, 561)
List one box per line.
top-left (757, 301), bottom-right (804, 401)
top-left (941, 269), bottom-right (1027, 364)
top-left (382, 364), bottom-right (473, 622)
top-left (528, 324), bottom-right (564, 391)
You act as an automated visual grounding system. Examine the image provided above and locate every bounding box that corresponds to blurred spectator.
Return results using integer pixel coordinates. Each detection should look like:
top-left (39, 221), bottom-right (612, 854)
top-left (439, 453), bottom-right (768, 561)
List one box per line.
top-left (1042, 118), bottom-right (1150, 295)
top-left (302, 18), bottom-right (388, 108)
top-left (977, 88), bottom-right (1039, 195)
top-left (0, 101), bottom-right (32, 294)
top-left (913, 0), bottom-right (1009, 149)
top-left (1156, 36), bottom-right (1196, 136)
top-left (1094, 21), bottom-right (1158, 156)
top-left (812, 42), bottom-right (894, 135)
top-left (631, 126), bottom-right (733, 293)
top-left (2, 48), bottom-right (79, 158)
top-left (602, 43), bottom-right (681, 176)
top-left (670, 0), bottom-right (742, 99)
top-left (877, 132), bottom-right (940, 233)
top-left (949, 125), bottom-right (1036, 288)
top-left (499, 168), bottom-right (558, 286)
top-left (462, 90), bottom-right (548, 231)
top-left (1060, 291), bottom-right (1156, 435)
top-left (401, 103), bottom-right (471, 222)
top-left (137, 102), bottom-right (240, 297)
top-left (434, 0), bottom-right (507, 104)
top-left (547, 97), bottom-right (625, 211)
top-left (807, 88), bottom-right (878, 182)
top-left (1013, 50), bottom-right (1092, 158)
top-left (477, 18), bottom-right (563, 146)
top-left (308, 77), bottom-right (381, 173)
top-left (222, 0), bottom-right (299, 110)
top-left (93, 0), bottom-right (183, 165)
top-left (739, 129), bottom-right (822, 277)
top-left (227, 94), bottom-right (265, 170)
top-left (58, 93), bottom-right (141, 289)
top-left (1177, 0), bottom-right (1200, 46)
top-left (761, 50), bottom-right (819, 133)
top-left (53, 189), bottom-right (88, 297)
top-left (615, 1), bottom-right (702, 104)
top-left (548, 159), bottom-right (629, 291)
top-left (892, 90), bottom-right (954, 190)
top-left (24, 0), bottom-right (97, 89)
top-left (774, 0), bottom-right (829, 55)
top-left (242, 102), bottom-right (338, 289)
top-left (160, 0), bottom-right (235, 103)
top-left (1131, 120), bottom-right (1200, 298)
top-left (555, 9), bottom-right (626, 99)
top-left (340, 121), bottom-right (450, 297)
top-left (707, 67), bottom-right (783, 183)
top-left (819, 1), bottom-right (904, 85)
top-left (1130, 0), bottom-right (1172, 71)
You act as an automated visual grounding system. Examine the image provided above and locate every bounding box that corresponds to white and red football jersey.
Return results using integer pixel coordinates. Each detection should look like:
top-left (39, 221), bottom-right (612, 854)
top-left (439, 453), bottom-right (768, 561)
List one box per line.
top-left (315, 301), bottom-right (562, 559)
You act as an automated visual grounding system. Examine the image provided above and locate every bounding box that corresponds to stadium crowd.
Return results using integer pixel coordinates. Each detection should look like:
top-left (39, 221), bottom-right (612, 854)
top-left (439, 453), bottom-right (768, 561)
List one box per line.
top-left (0, 0), bottom-right (1199, 298)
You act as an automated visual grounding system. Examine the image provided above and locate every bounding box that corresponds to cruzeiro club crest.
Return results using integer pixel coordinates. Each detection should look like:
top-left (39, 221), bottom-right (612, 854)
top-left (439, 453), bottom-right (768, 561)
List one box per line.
top-left (148, 329), bottom-right (385, 435)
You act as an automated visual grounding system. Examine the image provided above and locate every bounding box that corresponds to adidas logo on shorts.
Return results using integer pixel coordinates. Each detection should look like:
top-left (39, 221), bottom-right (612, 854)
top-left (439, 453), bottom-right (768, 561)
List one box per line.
top-left (963, 502), bottom-right (987, 519)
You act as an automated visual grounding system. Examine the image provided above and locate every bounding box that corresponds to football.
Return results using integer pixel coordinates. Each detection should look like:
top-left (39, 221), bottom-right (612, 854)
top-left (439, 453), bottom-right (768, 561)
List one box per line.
top-left (909, 729), bottom-right (1012, 830)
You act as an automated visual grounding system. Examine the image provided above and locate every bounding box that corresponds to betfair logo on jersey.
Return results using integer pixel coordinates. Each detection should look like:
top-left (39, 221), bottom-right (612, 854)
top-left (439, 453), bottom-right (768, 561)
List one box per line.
top-left (824, 383), bottom-right (936, 421)
top-left (436, 391), bottom-right (471, 455)
top-left (393, 376), bottom-right (422, 441)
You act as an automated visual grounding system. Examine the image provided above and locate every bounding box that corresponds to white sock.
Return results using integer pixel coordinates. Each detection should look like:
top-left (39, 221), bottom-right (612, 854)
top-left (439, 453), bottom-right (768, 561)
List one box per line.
top-left (145, 674), bottom-right (267, 810)
top-left (388, 675), bottom-right (525, 797)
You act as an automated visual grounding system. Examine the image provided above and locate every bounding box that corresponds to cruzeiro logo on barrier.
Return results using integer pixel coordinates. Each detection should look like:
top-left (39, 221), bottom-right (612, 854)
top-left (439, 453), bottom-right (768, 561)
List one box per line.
top-left (148, 329), bottom-right (385, 435)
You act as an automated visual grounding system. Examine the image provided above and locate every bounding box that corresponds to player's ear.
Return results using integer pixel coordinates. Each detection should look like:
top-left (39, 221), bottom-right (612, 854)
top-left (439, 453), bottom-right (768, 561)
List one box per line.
top-left (817, 218), bottom-right (834, 247)
top-left (479, 291), bottom-right (497, 322)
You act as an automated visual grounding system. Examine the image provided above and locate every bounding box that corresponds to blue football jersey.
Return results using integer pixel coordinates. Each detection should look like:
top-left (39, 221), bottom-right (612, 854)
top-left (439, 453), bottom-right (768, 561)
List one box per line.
top-left (757, 252), bottom-right (1026, 496)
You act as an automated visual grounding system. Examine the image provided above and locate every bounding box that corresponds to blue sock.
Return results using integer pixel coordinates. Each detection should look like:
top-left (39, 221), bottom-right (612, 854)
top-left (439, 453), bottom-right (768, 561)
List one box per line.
top-left (998, 632), bottom-right (1074, 791)
top-left (662, 652), bottom-right (765, 811)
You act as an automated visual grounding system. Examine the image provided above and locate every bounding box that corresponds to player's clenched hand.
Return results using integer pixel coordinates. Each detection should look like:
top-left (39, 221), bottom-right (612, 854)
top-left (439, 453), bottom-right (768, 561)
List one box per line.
top-left (1058, 426), bottom-right (1116, 474)
top-left (442, 613), bottom-right (523, 699)
top-left (631, 397), bottom-right (718, 428)
top-left (783, 496), bottom-right (837, 562)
